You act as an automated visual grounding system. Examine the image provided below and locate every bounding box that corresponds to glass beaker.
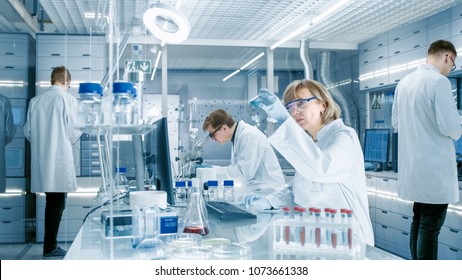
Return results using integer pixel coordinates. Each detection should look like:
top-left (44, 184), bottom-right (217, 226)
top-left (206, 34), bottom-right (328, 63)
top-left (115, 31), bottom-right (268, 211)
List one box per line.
top-left (183, 190), bottom-right (210, 236)
top-left (112, 81), bottom-right (136, 125)
top-left (135, 206), bottom-right (166, 260)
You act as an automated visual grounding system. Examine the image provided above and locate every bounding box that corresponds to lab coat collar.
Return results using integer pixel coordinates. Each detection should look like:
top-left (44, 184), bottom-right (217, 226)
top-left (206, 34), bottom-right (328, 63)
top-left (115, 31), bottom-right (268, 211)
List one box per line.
top-left (418, 63), bottom-right (440, 73)
top-left (316, 118), bottom-right (344, 142)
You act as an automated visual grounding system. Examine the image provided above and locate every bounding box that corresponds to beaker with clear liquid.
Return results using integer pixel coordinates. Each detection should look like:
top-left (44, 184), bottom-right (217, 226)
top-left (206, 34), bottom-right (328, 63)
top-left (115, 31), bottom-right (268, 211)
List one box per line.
top-left (136, 206), bottom-right (166, 260)
top-left (183, 189), bottom-right (210, 236)
top-left (78, 83), bottom-right (103, 126)
top-left (112, 82), bottom-right (136, 125)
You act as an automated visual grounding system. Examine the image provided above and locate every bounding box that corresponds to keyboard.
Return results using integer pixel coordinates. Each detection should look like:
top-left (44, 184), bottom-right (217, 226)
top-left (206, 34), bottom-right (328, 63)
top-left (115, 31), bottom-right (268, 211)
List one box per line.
top-left (206, 201), bottom-right (257, 220)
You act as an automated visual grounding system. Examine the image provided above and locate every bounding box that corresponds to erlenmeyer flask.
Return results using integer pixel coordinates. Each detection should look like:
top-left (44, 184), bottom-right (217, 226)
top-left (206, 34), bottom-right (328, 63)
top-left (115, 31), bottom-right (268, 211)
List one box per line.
top-left (183, 190), bottom-right (210, 236)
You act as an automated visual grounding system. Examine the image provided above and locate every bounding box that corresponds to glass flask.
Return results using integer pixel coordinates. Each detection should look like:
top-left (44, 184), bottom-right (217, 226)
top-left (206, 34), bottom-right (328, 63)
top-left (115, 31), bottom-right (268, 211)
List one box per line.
top-left (183, 189), bottom-right (210, 236)
top-left (136, 206), bottom-right (166, 260)
top-left (78, 82), bottom-right (103, 126)
top-left (112, 81), bottom-right (136, 125)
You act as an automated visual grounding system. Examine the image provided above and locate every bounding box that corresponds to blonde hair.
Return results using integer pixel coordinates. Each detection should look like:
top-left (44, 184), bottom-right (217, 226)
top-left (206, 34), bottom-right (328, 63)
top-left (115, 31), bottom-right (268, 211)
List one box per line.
top-left (283, 79), bottom-right (341, 124)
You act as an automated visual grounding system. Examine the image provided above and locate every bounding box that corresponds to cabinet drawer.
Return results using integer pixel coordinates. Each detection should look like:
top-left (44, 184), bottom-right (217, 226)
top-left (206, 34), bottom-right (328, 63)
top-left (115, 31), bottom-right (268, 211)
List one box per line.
top-left (358, 33), bottom-right (388, 54)
top-left (375, 209), bottom-right (411, 232)
top-left (439, 226), bottom-right (462, 250)
top-left (428, 24), bottom-right (450, 43)
top-left (0, 194), bottom-right (25, 207)
top-left (428, 9), bottom-right (450, 29)
top-left (5, 137), bottom-right (27, 177)
top-left (387, 19), bottom-right (426, 43)
top-left (37, 56), bottom-right (105, 72)
top-left (359, 46), bottom-right (388, 65)
top-left (376, 177), bottom-right (398, 195)
top-left (0, 206), bottom-right (24, 221)
top-left (0, 219), bottom-right (24, 235)
top-left (0, 55), bottom-right (27, 70)
top-left (36, 193), bottom-right (96, 207)
top-left (388, 32), bottom-right (426, 57)
top-left (375, 223), bottom-right (410, 248)
top-left (81, 159), bottom-right (101, 167)
top-left (37, 205), bottom-right (92, 220)
top-left (375, 195), bottom-right (413, 216)
top-left (0, 41), bottom-right (28, 56)
top-left (369, 206), bottom-right (376, 223)
top-left (438, 243), bottom-right (462, 260)
top-left (37, 35), bottom-right (105, 58)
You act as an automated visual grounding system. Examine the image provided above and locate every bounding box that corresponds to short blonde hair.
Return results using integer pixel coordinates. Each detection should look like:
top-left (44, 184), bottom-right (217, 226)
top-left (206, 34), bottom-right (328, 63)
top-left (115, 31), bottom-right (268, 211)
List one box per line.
top-left (283, 79), bottom-right (341, 124)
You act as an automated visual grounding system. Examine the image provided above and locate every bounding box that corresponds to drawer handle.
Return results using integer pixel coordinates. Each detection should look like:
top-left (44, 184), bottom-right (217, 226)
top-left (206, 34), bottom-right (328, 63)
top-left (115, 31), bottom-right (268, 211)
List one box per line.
top-left (363, 60), bottom-right (369, 64)
top-left (82, 206), bottom-right (91, 209)
top-left (394, 37), bottom-right (400, 41)
top-left (51, 53), bottom-right (61, 56)
top-left (2, 221), bottom-right (11, 224)
top-left (413, 30), bottom-right (420, 34)
top-left (449, 228), bottom-right (459, 233)
top-left (413, 44), bottom-right (420, 48)
top-left (4, 52), bottom-right (14, 55)
top-left (82, 54), bottom-right (90, 57)
top-left (382, 210), bottom-right (388, 214)
top-left (383, 179), bottom-right (389, 182)
top-left (449, 247), bottom-right (459, 252)
top-left (378, 43), bottom-right (383, 47)
top-left (378, 56), bottom-right (384, 59)
top-left (381, 225), bottom-right (388, 229)
top-left (2, 207), bottom-right (12, 210)
top-left (363, 49), bottom-right (368, 53)
top-left (82, 67), bottom-right (91, 70)
top-left (364, 86), bottom-right (369, 89)
top-left (394, 51), bottom-right (400, 54)
top-left (4, 66), bottom-right (14, 69)
top-left (402, 232), bottom-right (409, 236)
top-left (401, 216), bottom-right (409, 220)
top-left (379, 83), bottom-right (384, 85)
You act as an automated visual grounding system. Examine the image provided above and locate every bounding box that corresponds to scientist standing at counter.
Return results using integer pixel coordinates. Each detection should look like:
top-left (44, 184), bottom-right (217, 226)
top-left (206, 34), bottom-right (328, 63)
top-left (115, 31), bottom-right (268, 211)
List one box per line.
top-left (392, 40), bottom-right (462, 260)
top-left (203, 109), bottom-right (285, 198)
top-left (245, 80), bottom-right (374, 246)
top-left (0, 93), bottom-right (16, 193)
top-left (24, 66), bottom-right (82, 259)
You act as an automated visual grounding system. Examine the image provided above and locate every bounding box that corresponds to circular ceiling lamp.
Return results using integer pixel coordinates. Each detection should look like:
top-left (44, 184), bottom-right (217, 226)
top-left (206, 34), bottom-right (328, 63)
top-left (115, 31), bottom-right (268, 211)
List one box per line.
top-left (143, 3), bottom-right (191, 44)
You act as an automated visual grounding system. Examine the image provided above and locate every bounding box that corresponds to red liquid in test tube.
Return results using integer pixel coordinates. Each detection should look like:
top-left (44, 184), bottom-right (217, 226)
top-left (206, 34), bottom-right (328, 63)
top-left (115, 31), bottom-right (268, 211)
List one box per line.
top-left (298, 207), bottom-right (306, 246)
top-left (314, 208), bottom-right (321, 247)
top-left (346, 209), bottom-right (353, 250)
top-left (330, 209), bottom-right (337, 249)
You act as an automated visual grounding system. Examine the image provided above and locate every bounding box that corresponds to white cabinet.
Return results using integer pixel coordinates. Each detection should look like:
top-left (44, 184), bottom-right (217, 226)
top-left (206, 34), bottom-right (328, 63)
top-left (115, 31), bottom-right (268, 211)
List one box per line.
top-left (0, 194), bottom-right (25, 243)
top-left (366, 171), bottom-right (462, 260)
top-left (36, 192), bottom-right (96, 242)
top-left (35, 34), bottom-right (106, 97)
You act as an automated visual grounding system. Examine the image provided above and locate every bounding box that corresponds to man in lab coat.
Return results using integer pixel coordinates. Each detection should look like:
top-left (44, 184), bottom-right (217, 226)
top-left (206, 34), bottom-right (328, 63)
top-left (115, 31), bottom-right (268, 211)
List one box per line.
top-left (202, 109), bottom-right (285, 198)
top-left (392, 40), bottom-right (462, 260)
top-left (24, 66), bottom-right (82, 259)
top-left (0, 93), bottom-right (16, 193)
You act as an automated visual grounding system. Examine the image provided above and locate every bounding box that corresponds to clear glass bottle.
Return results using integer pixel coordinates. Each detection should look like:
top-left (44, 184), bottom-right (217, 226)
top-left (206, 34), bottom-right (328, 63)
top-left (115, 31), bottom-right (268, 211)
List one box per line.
top-left (136, 206), bottom-right (166, 259)
top-left (131, 206), bottom-right (143, 249)
top-left (207, 180), bottom-right (218, 201)
top-left (175, 181), bottom-right (187, 205)
top-left (222, 180), bottom-right (234, 202)
top-left (78, 82), bottom-right (103, 126)
top-left (114, 167), bottom-right (129, 191)
top-left (112, 81), bottom-right (136, 125)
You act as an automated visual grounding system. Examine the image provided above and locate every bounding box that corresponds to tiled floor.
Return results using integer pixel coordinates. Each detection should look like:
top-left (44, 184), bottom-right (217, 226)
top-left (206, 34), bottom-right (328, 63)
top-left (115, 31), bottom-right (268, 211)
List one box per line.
top-left (0, 242), bottom-right (71, 260)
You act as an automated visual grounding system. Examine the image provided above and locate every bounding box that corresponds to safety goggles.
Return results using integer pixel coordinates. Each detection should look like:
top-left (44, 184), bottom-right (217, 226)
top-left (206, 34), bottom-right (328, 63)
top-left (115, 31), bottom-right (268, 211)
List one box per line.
top-left (208, 125), bottom-right (223, 139)
top-left (285, 97), bottom-right (317, 113)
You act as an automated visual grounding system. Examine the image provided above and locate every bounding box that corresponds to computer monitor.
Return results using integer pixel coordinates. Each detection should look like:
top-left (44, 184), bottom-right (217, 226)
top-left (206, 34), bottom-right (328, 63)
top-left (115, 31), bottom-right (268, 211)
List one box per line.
top-left (145, 117), bottom-right (174, 205)
top-left (364, 128), bottom-right (390, 168)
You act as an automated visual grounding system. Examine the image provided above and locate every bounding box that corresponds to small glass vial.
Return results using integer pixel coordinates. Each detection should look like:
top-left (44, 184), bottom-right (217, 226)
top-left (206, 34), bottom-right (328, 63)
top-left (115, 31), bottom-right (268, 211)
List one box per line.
top-left (78, 82), bottom-right (103, 126)
top-left (112, 81), bottom-right (136, 125)
top-left (207, 180), bottom-right (218, 201)
top-left (175, 181), bottom-right (187, 205)
top-left (222, 180), bottom-right (234, 202)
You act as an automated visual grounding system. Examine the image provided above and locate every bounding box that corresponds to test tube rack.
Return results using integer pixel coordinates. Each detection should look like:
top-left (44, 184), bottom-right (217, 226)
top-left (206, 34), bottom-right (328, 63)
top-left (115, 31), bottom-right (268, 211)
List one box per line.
top-left (271, 217), bottom-right (362, 260)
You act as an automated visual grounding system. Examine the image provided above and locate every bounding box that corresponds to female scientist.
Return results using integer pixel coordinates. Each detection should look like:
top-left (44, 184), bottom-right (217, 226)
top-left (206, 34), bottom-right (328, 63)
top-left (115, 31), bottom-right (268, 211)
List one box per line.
top-left (245, 79), bottom-right (374, 246)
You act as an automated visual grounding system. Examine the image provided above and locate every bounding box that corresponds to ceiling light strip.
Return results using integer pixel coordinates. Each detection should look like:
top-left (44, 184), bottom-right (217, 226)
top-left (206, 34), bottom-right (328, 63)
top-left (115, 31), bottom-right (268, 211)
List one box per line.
top-left (222, 52), bottom-right (266, 82)
top-left (270, 0), bottom-right (351, 50)
top-left (150, 50), bottom-right (163, 80)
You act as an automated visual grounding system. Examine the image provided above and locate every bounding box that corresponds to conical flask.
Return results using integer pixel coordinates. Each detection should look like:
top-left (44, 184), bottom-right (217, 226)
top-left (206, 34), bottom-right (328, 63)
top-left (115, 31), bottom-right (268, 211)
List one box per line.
top-left (136, 206), bottom-right (166, 260)
top-left (183, 190), bottom-right (210, 235)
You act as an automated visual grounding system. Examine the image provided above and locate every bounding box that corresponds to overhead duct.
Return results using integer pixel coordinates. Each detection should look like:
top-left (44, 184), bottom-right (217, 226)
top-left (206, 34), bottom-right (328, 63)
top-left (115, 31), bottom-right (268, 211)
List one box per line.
top-left (316, 51), bottom-right (359, 132)
top-left (300, 39), bottom-right (314, 80)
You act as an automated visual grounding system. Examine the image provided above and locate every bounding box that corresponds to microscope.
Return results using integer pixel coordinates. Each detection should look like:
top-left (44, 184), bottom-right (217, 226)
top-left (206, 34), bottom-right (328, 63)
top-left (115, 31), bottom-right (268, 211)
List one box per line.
top-left (176, 135), bottom-right (210, 179)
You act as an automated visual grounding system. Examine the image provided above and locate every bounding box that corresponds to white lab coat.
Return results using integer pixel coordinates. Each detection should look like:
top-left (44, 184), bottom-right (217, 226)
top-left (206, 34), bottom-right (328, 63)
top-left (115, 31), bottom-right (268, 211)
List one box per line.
top-left (392, 64), bottom-right (462, 204)
top-left (0, 94), bottom-right (16, 193)
top-left (268, 118), bottom-right (374, 246)
top-left (214, 121), bottom-right (285, 196)
top-left (24, 86), bottom-right (82, 193)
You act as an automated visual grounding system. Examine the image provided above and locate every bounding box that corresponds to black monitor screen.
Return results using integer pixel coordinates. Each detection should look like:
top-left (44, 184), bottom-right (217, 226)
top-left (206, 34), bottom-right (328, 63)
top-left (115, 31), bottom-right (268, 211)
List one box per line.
top-left (145, 117), bottom-right (174, 205)
top-left (364, 128), bottom-right (390, 164)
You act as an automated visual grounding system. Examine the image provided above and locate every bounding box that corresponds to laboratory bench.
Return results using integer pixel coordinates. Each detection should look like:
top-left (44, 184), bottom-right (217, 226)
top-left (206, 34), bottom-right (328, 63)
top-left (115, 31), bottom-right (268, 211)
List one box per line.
top-left (64, 204), bottom-right (402, 260)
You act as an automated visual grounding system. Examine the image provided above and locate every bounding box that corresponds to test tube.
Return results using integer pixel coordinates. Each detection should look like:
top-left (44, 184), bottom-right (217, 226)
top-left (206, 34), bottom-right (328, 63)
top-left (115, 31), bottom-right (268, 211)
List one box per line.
top-left (346, 209), bottom-right (353, 250)
top-left (314, 208), bottom-right (321, 248)
top-left (340, 208), bottom-right (347, 248)
top-left (308, 207), bottom-right (315, 247)
top-left (298, 207), bottom-right (306, 246)
top-left (293, 206), bottom-right (300, 244)
top-left (330, 209), bottom-right (337, 249)
top-left (324, 208), bottom-right (331, 247)
top-left (282, 207), bottom-right (291, 245)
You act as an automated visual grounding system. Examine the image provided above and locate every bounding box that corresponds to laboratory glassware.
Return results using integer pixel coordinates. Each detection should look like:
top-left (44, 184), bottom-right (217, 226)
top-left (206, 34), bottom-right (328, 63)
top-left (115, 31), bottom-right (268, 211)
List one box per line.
top-left (78, 82), bottom-right (103, 126)
top-left (183, 189), bottom-right (210, 236)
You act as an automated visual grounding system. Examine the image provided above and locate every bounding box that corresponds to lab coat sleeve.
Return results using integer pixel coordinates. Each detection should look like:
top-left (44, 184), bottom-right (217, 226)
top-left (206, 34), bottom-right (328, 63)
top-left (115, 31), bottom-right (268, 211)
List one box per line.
top-left (23, 100), bottom-right (32, 142)
top-left (66, 96), bottom-right (82, 143)
top-left (265, 181), bottom-right (292, 209)
top-left (434, 78), bottom-right (462, 140)
top-left (392, 85), bottom-right (399, 130)
top-left (270, 118), bottom-right (353, 184)
top-left (4, 97), bottom-right (15, 144)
